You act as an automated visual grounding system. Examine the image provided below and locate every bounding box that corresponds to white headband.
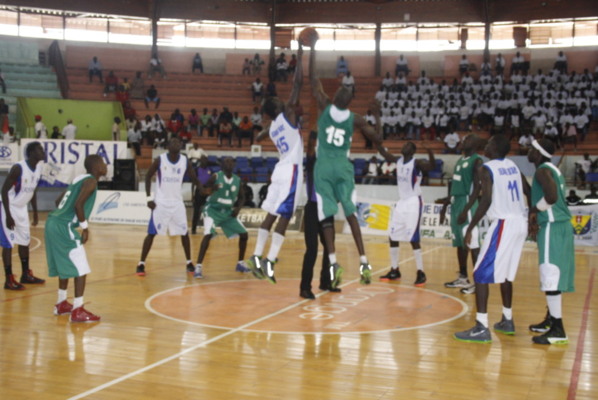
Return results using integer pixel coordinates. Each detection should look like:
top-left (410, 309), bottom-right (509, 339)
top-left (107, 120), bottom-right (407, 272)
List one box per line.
top-left (532, 140), bottom-right (552, 159)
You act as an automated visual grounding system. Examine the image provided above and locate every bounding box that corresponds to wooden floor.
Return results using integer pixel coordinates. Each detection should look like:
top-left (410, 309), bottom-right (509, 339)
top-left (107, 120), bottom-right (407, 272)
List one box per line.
top-left (1, 218), bottom-right (597, 400)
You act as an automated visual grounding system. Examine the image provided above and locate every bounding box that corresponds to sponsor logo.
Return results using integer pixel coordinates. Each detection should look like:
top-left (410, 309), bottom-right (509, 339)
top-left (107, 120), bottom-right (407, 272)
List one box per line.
top-left (572, 213), bottom-right (592, 235)
top-left (97, 192), bottom-right (121, 214)
top-left (0, 146), bottom-right (12, 158)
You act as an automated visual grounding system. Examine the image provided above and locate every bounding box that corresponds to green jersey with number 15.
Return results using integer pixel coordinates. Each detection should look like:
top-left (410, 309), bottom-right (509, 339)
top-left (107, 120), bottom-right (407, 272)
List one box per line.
top-left (316, 104), bottom-right (355, 159)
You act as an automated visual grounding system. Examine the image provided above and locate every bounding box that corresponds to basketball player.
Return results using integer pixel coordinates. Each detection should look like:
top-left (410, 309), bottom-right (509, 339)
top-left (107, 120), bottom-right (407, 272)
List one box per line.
top-left (1, 141), bottom-right (46, 290)
top-left (136, 137), bottom-right (200, 276)
top-left (439, 134), bottom-right (483, 293)
top-left (247, 44), bottom-right (304, 284)
top-left (309, 32), bottom-right (383, 289)
top-left (377, 142), bottom-right (435, 286)
top-left (46, 155), bottom-right (107, 322)
top-left (527, 139), bottom-right (574, 344)
top-left (194, 157), bottom-right (248, 278)
top-left (454, 135), bottom-right (530, 343)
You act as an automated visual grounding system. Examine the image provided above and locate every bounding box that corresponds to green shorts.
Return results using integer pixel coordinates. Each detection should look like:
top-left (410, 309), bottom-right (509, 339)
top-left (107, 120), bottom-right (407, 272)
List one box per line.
top-left (203, 206), bottom-right (247, 238)
top-left (450, 196), bottom-right (478, 248)
top-left (538, 221), bottom-right (575, 293)
top-left (45, 217), bottom-right (91, 279)
top-left (314, 160), bottom-right (356, 221)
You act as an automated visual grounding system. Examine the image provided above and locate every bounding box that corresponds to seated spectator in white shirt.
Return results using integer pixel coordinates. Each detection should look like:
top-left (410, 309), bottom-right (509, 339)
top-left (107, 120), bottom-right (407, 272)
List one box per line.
top-left (518, 131), bottom-right (533, 155)
top-left (421, 110), bottom-right (436, 141)
top-left (554, 51), bottom-right (568, 75)
top-left (443, 130), bottom-right (460, 154)
top-left (459, 55), bottom-right (469, 76)
top-left (363, 156), bottom-right (380, 185)
top-left (382, 72), bottom-right (394, 89)
top-left (342, 71), bottom-right (355, 96)
top-left (492, 113), bottom-right (505, 135)
top-left (187, 142), bottom-right (208, 166)
top-left (251, 78), bottom-right (263, 103)
top-left (532, 111), bottom-right (547, 136)
top-left (574, 109), bottom-right (589, 141)
top-left (395, 54), bottom-right (409, 76)
top-left (495, 53), bottom-right (506, 76)
top-left (543, 121), bottom-right (560, 149)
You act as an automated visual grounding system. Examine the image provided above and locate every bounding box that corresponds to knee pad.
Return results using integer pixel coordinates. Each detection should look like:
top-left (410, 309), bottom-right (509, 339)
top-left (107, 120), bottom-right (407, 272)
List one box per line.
top-left (546, 290), bottom-right (561, 296)
top-left (539, 263), bottom-right (561, 292)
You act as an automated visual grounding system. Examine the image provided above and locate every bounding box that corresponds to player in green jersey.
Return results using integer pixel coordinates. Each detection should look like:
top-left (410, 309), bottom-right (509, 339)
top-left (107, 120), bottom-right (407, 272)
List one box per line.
top-left (45, 155), bottom-right (107, 323)
top-left (527, 139), bottom-right (574, 345)
top-left (309, 33), bottom-right (382, 289)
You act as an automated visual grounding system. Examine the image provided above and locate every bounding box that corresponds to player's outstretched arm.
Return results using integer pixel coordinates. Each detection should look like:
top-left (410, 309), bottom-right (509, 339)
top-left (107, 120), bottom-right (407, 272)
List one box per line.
top-left (416, 147), bottom-right (436, 172)
top-left (376, 144), bottom-right (398, 163)
top-left (355, 114), bottom-right (382, 148)
top-left (286, 44), bottom-right (304, 111)
top-left (309, 39), bottom-right (329, 112)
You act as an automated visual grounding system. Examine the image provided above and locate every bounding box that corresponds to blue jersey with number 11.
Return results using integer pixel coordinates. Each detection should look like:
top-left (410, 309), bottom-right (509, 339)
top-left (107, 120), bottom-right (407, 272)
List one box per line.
top-left (484, 158), bottom-right (527, 220)
top-left (269, 113), bottom-right (303, 166)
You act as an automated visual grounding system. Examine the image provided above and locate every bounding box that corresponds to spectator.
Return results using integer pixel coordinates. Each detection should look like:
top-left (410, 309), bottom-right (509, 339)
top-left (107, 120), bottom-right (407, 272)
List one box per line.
top-left (543, 121), bottom-right (560, 149)
top-left (459, 55), bottom-right (469, 76)
top-left (191, 155), bottom-right (214, 234)
top-left (252, 53), bottom-right (264, 75)
top-left (288, 54), bottom-right (297, 75)
top-left (188, 109), bottom-right (200, 136)
top-left (518, 131), bottom-right (533, 155)
top-left (364, 109), bottom-right (377, 149)
top-left (443, 130), bottom-right (460, 154)
top-left (576, 153), bottom-right (593, 188)
top-left (179, 127), bottom-right (192, 145)
top-left (480, 59), bottom-right (492, 76)
top-left (421, 109), bottom-right (436, 141)
top-left (219, 107), bottom-right (233, 125)
top-left (103, 71), bottom-right (118, 96)
top-left (168, 108), bottom-right (184, 137)
top-left (88, 56), bottom-right (103, 83)
top-left (192, 53), bottom-right (204, 73)
top-left (115, 83), bottom-right (129, 104)
top-left (0, 99), bottom-right (8, 131)
top-left (380, 160), bottom-right (396, 184)
top-left (554, 51), bottom-right (567, 74)
top-left (148, 52), bottom-right (166, 78)
top-left (127, 121), bottom-right (142, 156)
top-left (0, 68), bottom-right (6, 93)
top-left (250, 106), bottom-right (263, 133)
top-left (242, 58), bottom-right (251, 75)
top-left (152, 113), bottom-right (166, 148)
top-left (187, 142), bottom-right (208, 167)
top-left (208, 108), bottom-right (219, 137)
top-left (242, 180), bottom-right (256, 208)
top-left (251, 78), bottom-right (263, 103)
top-left (563, 122), bottom-right (578, 151)
top-left (382, 72), bottom-right (394, 89)
top-left (199, 108), bottom-right (210, 137)
top-left (121, 77), bottom-right (131, 92)
top-left (62, 119), bottom-right (76, 140)
top-left (123, 100), bottom-right (136, 120)
top-left (336, 56), bottom-right (348, 77)
top-left (144, 85), bottom-right (160, 109)
top-left (395, 54), bottom-right (409, 76)
top-left (495, 53), bottom-right (505, 76)
top-left (574, 109), bottom-right (589, 142)
top-left (510, 51), bottom-right (526, 75)
top-left (50, 126), bottom-right (62, 139)
top-left (532, 110), bottom-right (547, 137)
top-left (112, 116), bottom-right (122, 141)
top-left (130, 71), bottom-right (145, 100)
top-left (34, 115), bottom-right (47, 139)
top-left (492, 112), bottom-right (505, 136)
top-left (266, 80), bottom-right (277, 97)
top-left (566, 190), bottom-right (581, 206)
top-left (231, 111), bottom-right (242, 138)
top-left (584, 186), bottom-right (598, 203)
top-left (275, 53), bottom-right (288, 82)
top-left (237, 116), bottom-right (254, 148)
top-left (218, 119), bottom-right (233, 147)
top-left (342, 71), bottom-right (355, 96)
top-left (362, 156), bottom-right (380, 185)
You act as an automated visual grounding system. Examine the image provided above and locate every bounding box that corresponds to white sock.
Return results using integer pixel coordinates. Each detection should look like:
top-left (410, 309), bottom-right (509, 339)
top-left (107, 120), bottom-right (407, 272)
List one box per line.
top-left (502, 307), bottom-right (513, 320)
top-left (254, 228), bottom-right (270, 257)
top-left (58, 289), bottom-right (67, 303)
top-left (390, 246), bottom-right (399, 269)
top-left (138, 261), bottom-right (145, 265)
top-left (413, 249), bottom-right (423, 271)
top-left (328, 253), bottom-right (337, 265)
top-left (266, 232), bottom-right (285, 262)
top-left (546, 294), bottom-right (562, 319)
top-left (186, 259), bottom-right (192, 265)
top-left (476, 312), bottom-right (489, 328)
top-left (359, 255), bottom-right (368, 264)
top-left (73, 296), bottom-right (84, 309)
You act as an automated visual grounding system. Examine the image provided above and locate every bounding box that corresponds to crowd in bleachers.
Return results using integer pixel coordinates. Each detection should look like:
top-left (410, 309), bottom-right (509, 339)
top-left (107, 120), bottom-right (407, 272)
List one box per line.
top-left (372, 57), bottom-right (598, 153)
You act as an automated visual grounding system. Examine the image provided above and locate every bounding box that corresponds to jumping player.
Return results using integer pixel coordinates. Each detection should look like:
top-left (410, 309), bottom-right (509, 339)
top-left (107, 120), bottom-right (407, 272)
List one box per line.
top-left (377, 142), bottom-right (435, 286)
top-left (247, 44), bottom-right (304, 284)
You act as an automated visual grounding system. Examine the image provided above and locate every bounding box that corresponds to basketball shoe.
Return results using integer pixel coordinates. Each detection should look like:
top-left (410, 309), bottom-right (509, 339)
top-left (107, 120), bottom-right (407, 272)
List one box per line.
top-left (493, 315), bottom-right (516, 335)
top-left (318, 284), bottom-right (341, 293)
top-left (414, 270), bottom-right (427, 287)
top-left (54, 300), bottom-right (73, 315)
top-left (4, 274), bottom-right (25, 290)
top-left (20, 270), bottom-right (45, 284)
top-left (454, 321), bottom-right (492, 343)
top-left (444, 275), bottom-right (470, 288)
top-left (261, 259), bottom-right (276, 284)
top-left (329, 263), bottom-right (343, 289)
top-left (247, 255), bottom-right (264, 279)
top-left (380, 268), bottom-right (401, 281)
top-left (532, 317), bottom-right (568, 345)
top-left (193, 264), bottom-right (203, 279)
top-left (135, 264), bottom-right (146, 276)
top-left (359, 263), bottom-right (372, 285)
top-left (235, 261), bottom-right (250, 273)
top-left (529, 309), bottom-right (552, 333)
top-left (460, 284), bottom-right (476, 294)
top-left (186, 262), bottom-right (195, 273)
top-left (70, 306), bottom-right (101, 323)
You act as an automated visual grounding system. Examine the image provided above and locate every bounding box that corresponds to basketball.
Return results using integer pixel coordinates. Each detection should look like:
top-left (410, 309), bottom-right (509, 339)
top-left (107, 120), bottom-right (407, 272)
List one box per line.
top-left (298, 27), bottom-right (319, 46)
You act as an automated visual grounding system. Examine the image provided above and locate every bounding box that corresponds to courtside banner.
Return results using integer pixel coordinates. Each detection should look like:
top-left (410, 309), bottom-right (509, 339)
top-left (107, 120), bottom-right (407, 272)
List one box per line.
top-left (90, 190), bottom-right (150, 225)
top-left (0, 143), bottom-right (20, 170)
top-left (21, 139), bottom-right (129, 187)
top-left (237, 207), bottom-right (303, 231)
top-left (345, 197), bottom-right (452, 239)
top-left (569, 204), bottom-right (598, 246)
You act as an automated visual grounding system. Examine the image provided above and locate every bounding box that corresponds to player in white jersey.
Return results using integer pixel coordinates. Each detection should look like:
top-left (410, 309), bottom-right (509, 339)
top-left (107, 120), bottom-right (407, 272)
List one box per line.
top-left (0, 142), bottom-right (46, 290)
top-left (455, 135), bottom-right (530, 343)
top-left (377, 142), bottom-right (435, 286)
top-left (136, 137), bottom-right (200, 276)
top-left (247, 43), bottom-right (305, 284)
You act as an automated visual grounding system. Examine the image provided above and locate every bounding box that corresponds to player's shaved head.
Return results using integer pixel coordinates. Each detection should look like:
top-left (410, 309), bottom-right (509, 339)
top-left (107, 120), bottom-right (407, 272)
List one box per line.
top-left (84, 154), bottom-right (104, 172)
top-left (332, 86), bottom-right (353, 109)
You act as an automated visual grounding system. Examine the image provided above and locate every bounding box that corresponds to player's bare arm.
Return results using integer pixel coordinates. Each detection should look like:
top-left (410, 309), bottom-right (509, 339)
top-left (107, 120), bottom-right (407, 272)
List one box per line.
top-left (376, 144), bottom-right (398, 163)
top-left (308, 38), bottom-right (330, 112)
top-left (457, 158), bottom-right (483, 225)
top-left (255, 123), bottom-right (271, 142)
top-left (284, 44), bottom-right (304, 124)
top-left (465, 166), bottom-right (492, 247)
top-left (31, 188), bottom-right (38, 226)
top-left (355, 114), bottom-right (382, 148)
top-left (74, 177), bottom-right (97, 244)
top-left (145, 157), bottom-right (161, 210)
top-left (1, 164), bottom-right (22, 229)
top-left (415, 147), bottom-right (435, 172)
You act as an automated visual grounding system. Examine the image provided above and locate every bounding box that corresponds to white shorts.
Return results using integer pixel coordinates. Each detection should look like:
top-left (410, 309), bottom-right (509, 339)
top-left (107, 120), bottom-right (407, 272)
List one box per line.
top-left (389, 197), bottom-right (422, 242)
top-left (473, 218), bottom-right (527, 284)
top-left (147, 201), bottom-right (188, 236)
top-left (0, 203), bottom-right (31, 248)
top-left (261, 163), bottom-right (303, 220)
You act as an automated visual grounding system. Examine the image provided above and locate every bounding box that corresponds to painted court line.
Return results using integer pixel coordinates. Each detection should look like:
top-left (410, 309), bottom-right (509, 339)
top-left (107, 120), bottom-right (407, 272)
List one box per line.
top-left (69, 246), bottom-right (444, 399)
top-left (568, 267), bottom-right (595, 400)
